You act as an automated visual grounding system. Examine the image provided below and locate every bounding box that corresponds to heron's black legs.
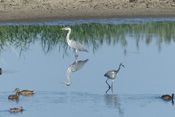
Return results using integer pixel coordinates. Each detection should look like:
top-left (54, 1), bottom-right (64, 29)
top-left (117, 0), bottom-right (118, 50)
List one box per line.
top-left (105, 79), bottom-right (115, 94)
top-left (106, 79), bottom-right (111, 89)
top-left (106, 79), bottom-right (111, 94)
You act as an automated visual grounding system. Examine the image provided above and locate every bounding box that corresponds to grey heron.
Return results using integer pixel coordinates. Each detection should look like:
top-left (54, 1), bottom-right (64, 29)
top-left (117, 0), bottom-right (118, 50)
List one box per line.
top-left (61, 27), bottom-right (88, 57)
top-left (104, 63), bottom-right (125, 93)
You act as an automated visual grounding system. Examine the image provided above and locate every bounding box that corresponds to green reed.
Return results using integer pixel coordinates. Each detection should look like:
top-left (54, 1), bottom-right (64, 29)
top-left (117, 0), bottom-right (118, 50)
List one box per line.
top-left (0, 21), bottom-right (175, 54)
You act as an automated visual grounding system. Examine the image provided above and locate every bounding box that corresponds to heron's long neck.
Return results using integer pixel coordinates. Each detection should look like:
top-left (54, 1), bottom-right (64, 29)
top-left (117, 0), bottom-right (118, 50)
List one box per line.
top-left (65, 68), bottom-right (71, 85)
top-left (66, 74), bottom-right (71, 85)
top-left (66, 29), bottom-right (71, 42)
top-left (117, 64), bottom-right (122, 72)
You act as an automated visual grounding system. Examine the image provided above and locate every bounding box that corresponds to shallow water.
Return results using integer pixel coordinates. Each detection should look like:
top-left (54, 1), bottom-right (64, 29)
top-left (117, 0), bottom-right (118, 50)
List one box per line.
top-left (0, 92), bottom-right (174, 117)
top-left (0, 18), bottom-right (175, 116)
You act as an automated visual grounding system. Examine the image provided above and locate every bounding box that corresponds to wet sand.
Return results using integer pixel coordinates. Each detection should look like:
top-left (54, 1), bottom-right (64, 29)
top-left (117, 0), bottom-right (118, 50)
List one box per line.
top-left (0, 0), bottom-right (175, 22)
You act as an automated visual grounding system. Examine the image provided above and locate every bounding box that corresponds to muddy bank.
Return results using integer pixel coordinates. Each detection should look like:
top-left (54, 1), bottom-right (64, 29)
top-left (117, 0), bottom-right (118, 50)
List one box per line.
top-left (0, 0), bottom-right (175, 22)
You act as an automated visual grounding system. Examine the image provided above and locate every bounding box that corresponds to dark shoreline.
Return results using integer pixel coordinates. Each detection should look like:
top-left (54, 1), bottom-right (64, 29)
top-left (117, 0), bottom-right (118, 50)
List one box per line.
top-left (1, 15), bottom-right (175, 24)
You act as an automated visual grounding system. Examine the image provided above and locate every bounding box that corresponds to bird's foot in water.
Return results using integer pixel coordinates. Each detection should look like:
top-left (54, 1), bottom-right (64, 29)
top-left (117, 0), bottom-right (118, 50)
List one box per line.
top-left (75, 54), bottom-right (78, 58)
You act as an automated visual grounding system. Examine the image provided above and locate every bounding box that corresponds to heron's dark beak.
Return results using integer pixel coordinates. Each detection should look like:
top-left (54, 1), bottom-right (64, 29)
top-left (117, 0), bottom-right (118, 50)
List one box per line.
top-left (122, 65), bottom-right (125, 68)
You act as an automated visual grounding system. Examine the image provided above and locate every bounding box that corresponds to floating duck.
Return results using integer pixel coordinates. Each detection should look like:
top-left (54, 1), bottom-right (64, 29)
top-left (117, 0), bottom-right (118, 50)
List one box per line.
top-left (9, 107), bottom-right (23, 112)
top-left (161, 93), bottom-right (174, 101)
top-left (14, 88), bottom-right (34, 96)
top-left (8, 92), bottom-right (19, 100)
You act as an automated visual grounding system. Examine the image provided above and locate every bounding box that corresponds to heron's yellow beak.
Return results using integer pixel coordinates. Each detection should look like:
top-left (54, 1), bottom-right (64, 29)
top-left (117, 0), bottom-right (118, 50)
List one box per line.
top-left (60, 28), bottom-right (64, 30)
top-left (60, 82), bottom-right (70, 86)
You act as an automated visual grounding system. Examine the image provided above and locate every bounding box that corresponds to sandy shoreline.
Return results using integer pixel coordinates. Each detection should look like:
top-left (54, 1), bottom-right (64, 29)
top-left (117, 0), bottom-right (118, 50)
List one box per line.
top-left (1, 0), bottom-right (175, 23)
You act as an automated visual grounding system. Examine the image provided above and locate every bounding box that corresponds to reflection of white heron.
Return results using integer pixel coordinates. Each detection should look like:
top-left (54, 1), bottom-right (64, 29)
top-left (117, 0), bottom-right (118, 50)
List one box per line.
top-left (61, 27), bottom-right (88, 57)
top-left (104, 63), bottom-right (125, 93)
top-left (61, 59), bottom-right (89, 86)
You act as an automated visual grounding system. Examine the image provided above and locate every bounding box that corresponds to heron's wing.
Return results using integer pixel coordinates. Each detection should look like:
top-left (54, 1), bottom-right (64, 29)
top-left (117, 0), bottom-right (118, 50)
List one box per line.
top-left (70, 40), bottom-right (88, 52)
top-left (104, 70), bottom-right (117, 78)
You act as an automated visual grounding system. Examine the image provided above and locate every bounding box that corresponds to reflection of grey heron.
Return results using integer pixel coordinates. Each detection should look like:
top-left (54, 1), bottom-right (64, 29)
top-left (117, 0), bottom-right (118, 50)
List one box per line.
top-left (61, 59), bottom-right (89, 86)
top-left (61, 27), bottom-right (88, 57)
top-left (104, 63), bottom-right (125, 93)
top-left (104, 94), bottom-right (124, 117)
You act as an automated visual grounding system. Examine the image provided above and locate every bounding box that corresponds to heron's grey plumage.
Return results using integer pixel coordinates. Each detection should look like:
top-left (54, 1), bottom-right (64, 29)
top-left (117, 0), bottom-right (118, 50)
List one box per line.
top-left (104, 63), bottom-right (125, 93)
top-left (104, 63), bottom-right (124, 79)
top-left (104, 70), bottom-right (118, 80)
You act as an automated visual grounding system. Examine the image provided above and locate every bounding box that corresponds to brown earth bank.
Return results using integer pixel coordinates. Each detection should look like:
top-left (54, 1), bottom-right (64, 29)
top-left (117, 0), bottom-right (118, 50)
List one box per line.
top-left (0, 0), bottom-right (175, 22)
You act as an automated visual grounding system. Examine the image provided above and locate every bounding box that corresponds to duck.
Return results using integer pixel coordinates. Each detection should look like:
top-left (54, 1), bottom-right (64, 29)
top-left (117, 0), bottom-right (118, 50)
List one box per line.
top-left (14, 88), bottom-right (34, 96)
top-left (8, 92), bottom-right (19, 100)
top-left (161, 93), bottom-right (174, 101)
top-left (9, 107), bottom-right (23, 112)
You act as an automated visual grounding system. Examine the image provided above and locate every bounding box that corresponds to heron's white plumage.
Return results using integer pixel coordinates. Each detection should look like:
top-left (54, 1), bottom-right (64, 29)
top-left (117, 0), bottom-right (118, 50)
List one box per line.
top-left (61, 27), bottom-right (88, 56)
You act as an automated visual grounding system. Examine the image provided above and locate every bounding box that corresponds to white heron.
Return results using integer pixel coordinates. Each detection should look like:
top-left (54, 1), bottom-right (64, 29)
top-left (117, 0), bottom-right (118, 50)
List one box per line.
top-left (104, 63), bottom-right (125, 93)
top-left (61, 27), bottom-right (88, 57)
